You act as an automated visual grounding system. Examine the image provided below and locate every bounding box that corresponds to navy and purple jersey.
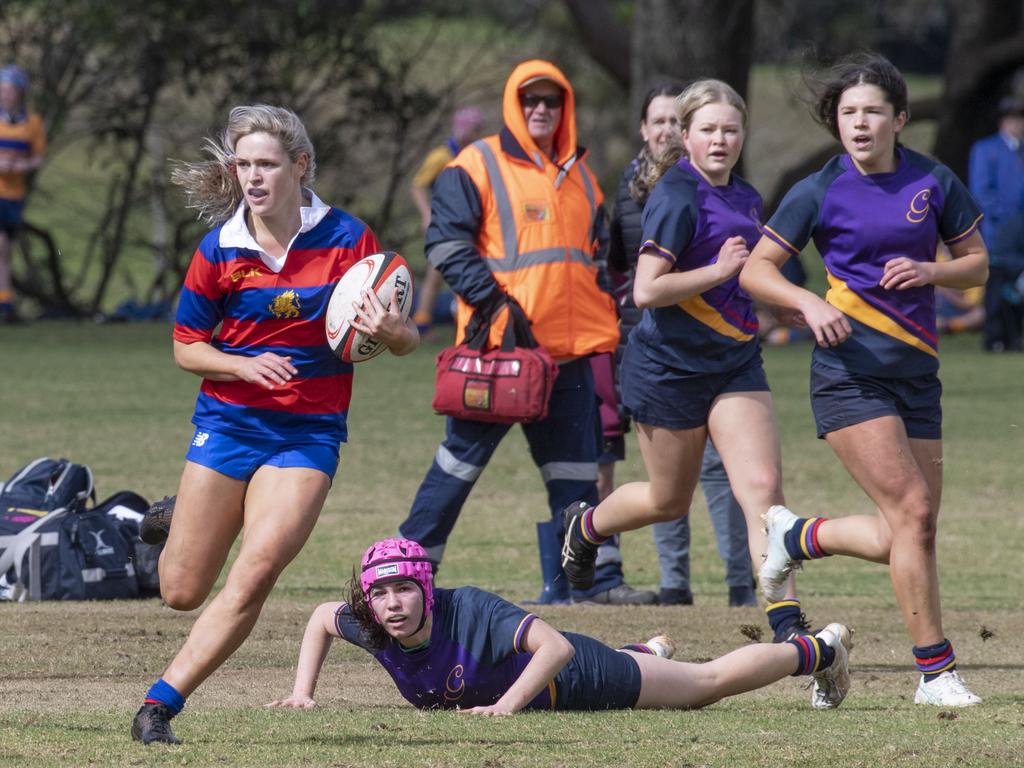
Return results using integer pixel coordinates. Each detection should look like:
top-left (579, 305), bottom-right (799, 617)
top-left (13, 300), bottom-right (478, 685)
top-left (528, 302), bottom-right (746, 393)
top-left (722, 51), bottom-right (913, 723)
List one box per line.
top-left (762, 148), bottom-right (983, 378)
top-left (335, 587), bottom-right (641, 711)
top-left (632, 157), bottom-right (762, 373)
top-left (173, 193), bottom-right (381, 444)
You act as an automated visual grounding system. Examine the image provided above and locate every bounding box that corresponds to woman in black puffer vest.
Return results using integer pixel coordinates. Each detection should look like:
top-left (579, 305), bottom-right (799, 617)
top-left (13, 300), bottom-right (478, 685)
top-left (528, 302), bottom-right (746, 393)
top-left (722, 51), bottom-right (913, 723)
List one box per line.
top-left (606, 83), bottom-right (756, 608)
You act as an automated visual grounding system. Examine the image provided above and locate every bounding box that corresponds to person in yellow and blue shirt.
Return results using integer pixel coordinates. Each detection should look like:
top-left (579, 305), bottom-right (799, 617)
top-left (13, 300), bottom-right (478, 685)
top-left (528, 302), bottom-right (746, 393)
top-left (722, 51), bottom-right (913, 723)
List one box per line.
top-left (0, 64), bottom-right (46, 323)
top-left (410, 106), bottom-right (484, 331)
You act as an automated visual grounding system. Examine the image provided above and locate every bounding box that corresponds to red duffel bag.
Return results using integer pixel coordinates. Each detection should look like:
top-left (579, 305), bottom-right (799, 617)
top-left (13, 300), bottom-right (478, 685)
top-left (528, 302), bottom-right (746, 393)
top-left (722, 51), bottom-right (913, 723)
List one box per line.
top-left (432, 300), bottom-right (559, 424)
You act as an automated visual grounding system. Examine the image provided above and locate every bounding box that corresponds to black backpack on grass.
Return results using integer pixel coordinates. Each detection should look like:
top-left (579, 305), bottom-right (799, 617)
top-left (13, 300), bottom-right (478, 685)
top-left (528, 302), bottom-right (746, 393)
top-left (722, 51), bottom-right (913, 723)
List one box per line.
top-left (0, 458), bottom-right (159, 601)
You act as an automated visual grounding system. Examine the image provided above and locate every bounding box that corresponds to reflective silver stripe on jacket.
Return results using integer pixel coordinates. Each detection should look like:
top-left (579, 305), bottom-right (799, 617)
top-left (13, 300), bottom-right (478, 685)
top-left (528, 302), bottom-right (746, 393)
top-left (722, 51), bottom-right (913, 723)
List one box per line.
top-left (474, 140), bottom-right (520, 263)
top-left (474, 139), bottom-right (598, 275)
top-left (484, 247), bottom-right (592, 272)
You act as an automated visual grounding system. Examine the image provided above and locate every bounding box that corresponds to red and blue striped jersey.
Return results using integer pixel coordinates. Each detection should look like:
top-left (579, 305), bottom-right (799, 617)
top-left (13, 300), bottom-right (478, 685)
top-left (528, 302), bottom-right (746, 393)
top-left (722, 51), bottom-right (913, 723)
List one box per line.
top-left (173, 194), bottom-right (381, 443)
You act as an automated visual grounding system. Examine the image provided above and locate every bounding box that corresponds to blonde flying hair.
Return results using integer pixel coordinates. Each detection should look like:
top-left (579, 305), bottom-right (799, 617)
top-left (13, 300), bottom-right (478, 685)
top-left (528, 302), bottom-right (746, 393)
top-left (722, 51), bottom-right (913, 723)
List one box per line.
top-left (648, 79), bottom-right (748, 187)
top-left (171, 104), bottom-right (317, 225)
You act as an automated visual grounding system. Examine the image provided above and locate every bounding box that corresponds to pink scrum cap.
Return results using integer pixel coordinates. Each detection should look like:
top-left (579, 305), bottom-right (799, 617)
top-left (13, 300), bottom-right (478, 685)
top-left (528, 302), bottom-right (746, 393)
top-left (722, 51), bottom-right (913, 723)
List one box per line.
top-left (359, 538), bottom-right (435, 621)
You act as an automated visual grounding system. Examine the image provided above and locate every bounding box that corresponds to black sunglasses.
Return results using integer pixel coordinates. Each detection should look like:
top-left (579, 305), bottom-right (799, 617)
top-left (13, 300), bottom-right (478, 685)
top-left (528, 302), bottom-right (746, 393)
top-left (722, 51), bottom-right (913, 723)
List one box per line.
top-left (520, 93), bottom-right (564, 109)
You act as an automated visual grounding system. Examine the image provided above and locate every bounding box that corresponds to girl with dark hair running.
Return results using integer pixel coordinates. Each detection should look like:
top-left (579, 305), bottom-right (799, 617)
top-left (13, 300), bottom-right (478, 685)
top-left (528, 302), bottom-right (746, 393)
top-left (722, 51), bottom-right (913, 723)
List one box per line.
top-left (741, 53), bottom-right (987, 707)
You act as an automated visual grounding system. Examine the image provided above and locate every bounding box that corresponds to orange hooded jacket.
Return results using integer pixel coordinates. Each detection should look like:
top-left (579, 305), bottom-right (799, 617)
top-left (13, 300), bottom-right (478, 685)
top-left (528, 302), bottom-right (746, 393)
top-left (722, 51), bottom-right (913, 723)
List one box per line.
top-left (428, 60), bottom-right (619, 360)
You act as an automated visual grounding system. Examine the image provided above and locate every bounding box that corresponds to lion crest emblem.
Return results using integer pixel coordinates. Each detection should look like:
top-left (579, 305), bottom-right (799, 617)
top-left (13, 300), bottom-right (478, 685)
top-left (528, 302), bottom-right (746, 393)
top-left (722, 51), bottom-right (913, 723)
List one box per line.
top-left (268, 290), bottom-right (301, 319)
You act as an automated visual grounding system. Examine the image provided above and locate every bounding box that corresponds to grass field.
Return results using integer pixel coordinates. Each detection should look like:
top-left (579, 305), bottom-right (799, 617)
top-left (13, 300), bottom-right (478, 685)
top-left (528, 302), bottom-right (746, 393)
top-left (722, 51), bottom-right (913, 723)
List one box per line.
top-left (1, 323), bottom-right (1022, 767)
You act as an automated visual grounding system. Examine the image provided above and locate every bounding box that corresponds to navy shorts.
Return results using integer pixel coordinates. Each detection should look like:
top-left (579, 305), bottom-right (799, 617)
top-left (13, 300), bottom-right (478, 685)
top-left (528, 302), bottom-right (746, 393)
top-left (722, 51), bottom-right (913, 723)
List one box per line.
top-left (554, 632), bottom-right (642, 710)
top-left (185, 427), bottom-right (340, 481)
top-left (810, 359), bottom-right (942, 440)
top-left (0, 199), bottom-right (25, 236)
top-left (620, 344), bottom-right (770, 430)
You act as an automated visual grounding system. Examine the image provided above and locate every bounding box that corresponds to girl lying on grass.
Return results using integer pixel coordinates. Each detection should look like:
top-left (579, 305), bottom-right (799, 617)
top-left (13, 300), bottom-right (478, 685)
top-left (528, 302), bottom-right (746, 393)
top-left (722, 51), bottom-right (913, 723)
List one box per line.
top-left (268, 538), bottom-right (853, 714)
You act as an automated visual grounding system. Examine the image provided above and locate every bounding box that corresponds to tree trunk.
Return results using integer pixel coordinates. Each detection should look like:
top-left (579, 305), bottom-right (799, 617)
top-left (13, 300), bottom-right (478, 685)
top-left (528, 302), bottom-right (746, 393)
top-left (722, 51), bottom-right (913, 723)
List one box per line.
top-left (563, 0), bottom-right (631, 88)
top-left (630, 0), bottom-right (754, 119)
top-left (89, 72), bottom-right (162, 315)
top-left (933, 0), bottom-right (1024, 178)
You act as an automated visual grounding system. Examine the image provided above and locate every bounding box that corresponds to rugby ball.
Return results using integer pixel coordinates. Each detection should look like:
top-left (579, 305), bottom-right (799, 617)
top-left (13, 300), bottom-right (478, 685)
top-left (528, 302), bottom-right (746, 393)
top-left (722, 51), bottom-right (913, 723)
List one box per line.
top-left (326, 251), bottom-right (414, 362)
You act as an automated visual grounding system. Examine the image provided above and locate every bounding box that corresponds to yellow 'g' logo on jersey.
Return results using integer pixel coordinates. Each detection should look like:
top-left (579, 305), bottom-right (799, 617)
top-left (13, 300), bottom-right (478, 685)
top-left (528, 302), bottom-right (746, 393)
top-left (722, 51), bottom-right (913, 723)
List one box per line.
top-left (444, 664), bottom-right (466, 702)
top-left (268, 290), bottom-right (301, 319)
top-left (906, 189), bottom-right (931, 224)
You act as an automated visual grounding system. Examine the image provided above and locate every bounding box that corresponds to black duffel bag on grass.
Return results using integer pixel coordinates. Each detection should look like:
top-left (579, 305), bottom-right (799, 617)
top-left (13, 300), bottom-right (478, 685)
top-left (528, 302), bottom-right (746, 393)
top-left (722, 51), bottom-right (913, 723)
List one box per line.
top-left (0, 458), bottom-right (160, 601)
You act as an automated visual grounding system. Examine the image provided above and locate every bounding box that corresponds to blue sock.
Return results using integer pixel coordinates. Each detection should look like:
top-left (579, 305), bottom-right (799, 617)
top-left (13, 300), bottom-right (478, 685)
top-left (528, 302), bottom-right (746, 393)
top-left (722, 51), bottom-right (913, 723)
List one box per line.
top-left (914, 639), bottom-right (956, 682)
top-left (144, 678), bottom-right (186, 716)
top-left (766, 599), bottom-right (803, 640)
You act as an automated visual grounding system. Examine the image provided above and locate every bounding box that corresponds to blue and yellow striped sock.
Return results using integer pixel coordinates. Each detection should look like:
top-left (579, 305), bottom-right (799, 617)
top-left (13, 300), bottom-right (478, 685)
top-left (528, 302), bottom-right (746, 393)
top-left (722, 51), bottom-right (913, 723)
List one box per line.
top-left (767, 599), bottom-right (805, 641)
top-left (914, 639), bottom-right (956, 682)
top-left (144, 678), bottom-right (185, 716)
top-left (783, 516), bottom-right (831, 561)
top-left (787, 633), bottom-right (836, 676)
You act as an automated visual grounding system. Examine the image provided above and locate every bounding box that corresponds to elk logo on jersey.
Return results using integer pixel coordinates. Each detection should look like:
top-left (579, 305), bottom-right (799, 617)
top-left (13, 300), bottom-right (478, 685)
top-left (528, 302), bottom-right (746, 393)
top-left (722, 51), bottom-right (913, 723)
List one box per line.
top-left (231, 266), bottom-right (263, 283)
top-left (269, 290), bottom-right (301, 319)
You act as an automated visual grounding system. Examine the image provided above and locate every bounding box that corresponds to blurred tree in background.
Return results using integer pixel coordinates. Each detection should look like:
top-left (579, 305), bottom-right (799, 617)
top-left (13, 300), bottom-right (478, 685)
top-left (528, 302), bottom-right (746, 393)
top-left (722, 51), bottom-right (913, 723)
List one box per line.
top-left (0, 0), bottom-right (1021, 319)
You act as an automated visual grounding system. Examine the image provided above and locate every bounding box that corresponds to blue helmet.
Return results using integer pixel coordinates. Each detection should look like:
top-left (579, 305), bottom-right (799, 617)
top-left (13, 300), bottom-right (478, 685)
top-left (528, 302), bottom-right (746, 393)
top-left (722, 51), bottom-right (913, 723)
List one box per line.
top-left (0, 65), bottom-right (28, 91)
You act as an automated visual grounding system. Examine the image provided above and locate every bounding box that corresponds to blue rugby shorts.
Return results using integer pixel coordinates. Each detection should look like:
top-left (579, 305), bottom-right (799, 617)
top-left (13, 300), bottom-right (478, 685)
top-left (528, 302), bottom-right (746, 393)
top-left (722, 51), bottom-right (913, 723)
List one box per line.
top-left (185, 427), bottom-right (340, 481)
top-left (809, 359), bottom-right (942, 440)
top-left (621, 344), bottom-right (770, 430)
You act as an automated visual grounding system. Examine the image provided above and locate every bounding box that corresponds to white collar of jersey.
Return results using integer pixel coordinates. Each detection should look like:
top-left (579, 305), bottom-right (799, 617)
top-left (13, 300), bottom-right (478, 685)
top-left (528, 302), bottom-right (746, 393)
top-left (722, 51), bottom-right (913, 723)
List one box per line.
top-left (219, 189), bottom-right (330, 273)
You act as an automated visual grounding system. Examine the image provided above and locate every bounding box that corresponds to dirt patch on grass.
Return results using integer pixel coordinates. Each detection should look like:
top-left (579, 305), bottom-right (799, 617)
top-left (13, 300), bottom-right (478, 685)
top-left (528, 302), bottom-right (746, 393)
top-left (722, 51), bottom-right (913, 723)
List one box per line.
top-left (2, 599), bottom-right (1019, 715)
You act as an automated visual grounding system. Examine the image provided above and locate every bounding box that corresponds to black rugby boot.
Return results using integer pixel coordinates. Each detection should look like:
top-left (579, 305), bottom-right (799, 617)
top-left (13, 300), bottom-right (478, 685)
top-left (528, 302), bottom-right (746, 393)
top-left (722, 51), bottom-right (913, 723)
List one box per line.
top-left (139, 495), bottom-right (176, 545)
top-left (131, 703), bottom-right (181, 745)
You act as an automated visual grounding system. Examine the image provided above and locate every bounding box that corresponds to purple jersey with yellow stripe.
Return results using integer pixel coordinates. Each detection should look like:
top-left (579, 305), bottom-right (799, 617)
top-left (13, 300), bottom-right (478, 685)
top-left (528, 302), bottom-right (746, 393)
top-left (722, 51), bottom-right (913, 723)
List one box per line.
top-left (336, 587), bottom-right (552, 710)
top-left (173, 194), bottom-right (381, 444)
top-left (633, 157), bottom-right (762, 373)
top-left (762, 148), bottom-right (983, 377)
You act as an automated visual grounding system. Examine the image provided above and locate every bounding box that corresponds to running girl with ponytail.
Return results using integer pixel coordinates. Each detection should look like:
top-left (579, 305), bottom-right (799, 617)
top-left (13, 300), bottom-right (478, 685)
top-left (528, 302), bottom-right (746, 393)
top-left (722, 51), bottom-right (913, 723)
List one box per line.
top-left (130, 105), bottom-right (418, 746)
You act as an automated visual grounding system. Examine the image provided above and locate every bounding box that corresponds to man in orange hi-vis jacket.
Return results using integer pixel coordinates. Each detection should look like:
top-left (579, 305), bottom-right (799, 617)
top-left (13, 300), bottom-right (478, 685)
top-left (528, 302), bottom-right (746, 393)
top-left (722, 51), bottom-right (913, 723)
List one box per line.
top-left (398, 60), bottom-right (656, 606)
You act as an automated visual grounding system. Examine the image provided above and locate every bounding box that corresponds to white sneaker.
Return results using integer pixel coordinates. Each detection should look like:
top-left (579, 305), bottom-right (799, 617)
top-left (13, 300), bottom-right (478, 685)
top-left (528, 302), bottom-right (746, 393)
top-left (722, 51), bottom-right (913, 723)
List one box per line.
top-left (645, 635), bottom-right (676, 659)
top-left (810, 622), bottom-right (853, 710)
top-left (759, 505), bottom-right (800, 603)
top-left (914, 670), bottom-right (982, 707)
